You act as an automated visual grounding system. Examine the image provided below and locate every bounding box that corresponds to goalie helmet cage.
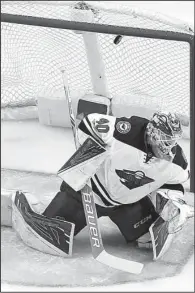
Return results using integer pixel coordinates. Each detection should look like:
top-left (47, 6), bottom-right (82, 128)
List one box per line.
top-left (1, 1), bottom-right (194, 192)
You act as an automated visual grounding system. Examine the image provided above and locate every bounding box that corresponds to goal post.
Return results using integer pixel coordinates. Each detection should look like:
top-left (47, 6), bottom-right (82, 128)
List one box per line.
top-left (1, 1), bottom-right (194, 192)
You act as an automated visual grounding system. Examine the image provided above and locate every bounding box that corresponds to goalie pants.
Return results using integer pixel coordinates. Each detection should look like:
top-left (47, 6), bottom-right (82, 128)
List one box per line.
top-left (43, 181), bottom-right (158, 242)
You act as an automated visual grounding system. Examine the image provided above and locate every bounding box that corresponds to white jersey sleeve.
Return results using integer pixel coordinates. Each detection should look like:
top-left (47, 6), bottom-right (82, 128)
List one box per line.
top-left (78, 113), bottom-right (116, 147)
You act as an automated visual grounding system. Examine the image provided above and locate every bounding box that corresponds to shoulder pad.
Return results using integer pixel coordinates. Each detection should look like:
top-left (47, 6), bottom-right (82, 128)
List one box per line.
top-left (113, 116), bottom-right (149, 148)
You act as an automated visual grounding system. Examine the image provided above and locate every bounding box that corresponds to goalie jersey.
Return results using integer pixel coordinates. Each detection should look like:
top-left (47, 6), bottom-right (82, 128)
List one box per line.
top-left (67, 114), bottom-right (189, 207)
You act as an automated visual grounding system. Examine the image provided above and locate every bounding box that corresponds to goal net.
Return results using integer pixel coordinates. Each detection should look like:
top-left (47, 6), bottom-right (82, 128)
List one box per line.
top-left (1, 1), bottom-right (194, 191)
top-left (1, 1), bottom-right (193, 116)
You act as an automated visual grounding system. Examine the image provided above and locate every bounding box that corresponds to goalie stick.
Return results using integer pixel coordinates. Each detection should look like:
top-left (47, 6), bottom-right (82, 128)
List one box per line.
top-left (57, 69), bottom-right (144, 274)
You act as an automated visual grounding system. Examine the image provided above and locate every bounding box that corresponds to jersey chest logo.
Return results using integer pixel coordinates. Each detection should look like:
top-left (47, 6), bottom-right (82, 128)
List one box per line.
top-left (115, 169), bottom-right (154, 190)
top-left (116, 121), bottom-right (131, 134)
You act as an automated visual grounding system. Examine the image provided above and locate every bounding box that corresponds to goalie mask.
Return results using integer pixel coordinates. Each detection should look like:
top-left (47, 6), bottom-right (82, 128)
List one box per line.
top-left (146, 112), bottom-right (183, 159)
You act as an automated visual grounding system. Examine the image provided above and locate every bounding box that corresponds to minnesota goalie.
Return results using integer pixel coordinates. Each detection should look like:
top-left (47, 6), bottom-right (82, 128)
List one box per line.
top-left (5, 96), bottom-right (194, 264)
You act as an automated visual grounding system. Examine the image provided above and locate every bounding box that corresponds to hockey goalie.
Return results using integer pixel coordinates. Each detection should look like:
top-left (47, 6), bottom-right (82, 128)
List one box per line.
top-left (4, 96), bottom-right (194, 264)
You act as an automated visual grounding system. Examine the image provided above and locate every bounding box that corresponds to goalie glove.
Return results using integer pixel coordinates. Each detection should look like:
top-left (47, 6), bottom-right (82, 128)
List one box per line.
top-left (149, 189), bottom-right (194, 260)
top-left (155, 189), bottom-right (194, 233)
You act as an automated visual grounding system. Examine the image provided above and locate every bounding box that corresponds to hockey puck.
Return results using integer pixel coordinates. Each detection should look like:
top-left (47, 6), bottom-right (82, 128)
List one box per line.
top-left (114, 35), bottom-right (123, 44)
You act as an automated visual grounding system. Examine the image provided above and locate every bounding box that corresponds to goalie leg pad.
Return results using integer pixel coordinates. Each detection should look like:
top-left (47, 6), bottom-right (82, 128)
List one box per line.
top-left (12, 191), bottom-right (75, 257)
top-left (149, 189), bottom-right (194, 260)
top-left (149, 216), bottom-right (174, 260)
top-left (1, 188), bottom-right (45, 227)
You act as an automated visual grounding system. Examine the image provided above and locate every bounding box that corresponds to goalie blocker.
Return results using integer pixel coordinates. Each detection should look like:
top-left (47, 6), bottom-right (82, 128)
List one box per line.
top-left (76, 93), bottom-right (112, 123)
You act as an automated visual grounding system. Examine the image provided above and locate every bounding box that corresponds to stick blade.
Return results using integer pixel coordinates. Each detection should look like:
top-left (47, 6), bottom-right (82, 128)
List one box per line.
top-left (96, 250), bottom-right (144, 274)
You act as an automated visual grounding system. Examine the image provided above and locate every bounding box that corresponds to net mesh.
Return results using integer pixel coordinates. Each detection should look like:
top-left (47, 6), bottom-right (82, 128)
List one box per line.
top-left (1, 1), bottom-right (193, 122)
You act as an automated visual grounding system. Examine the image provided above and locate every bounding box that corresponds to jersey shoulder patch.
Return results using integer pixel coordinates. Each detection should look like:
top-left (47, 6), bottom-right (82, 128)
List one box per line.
top-left (173, 144), bottom-right (188, 170)
top-left (113, 116), bottom-right (149, 149)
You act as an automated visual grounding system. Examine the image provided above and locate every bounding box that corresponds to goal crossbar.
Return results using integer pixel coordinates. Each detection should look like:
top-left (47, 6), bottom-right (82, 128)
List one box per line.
top-left (1, 13), bottom-right (194, 43)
